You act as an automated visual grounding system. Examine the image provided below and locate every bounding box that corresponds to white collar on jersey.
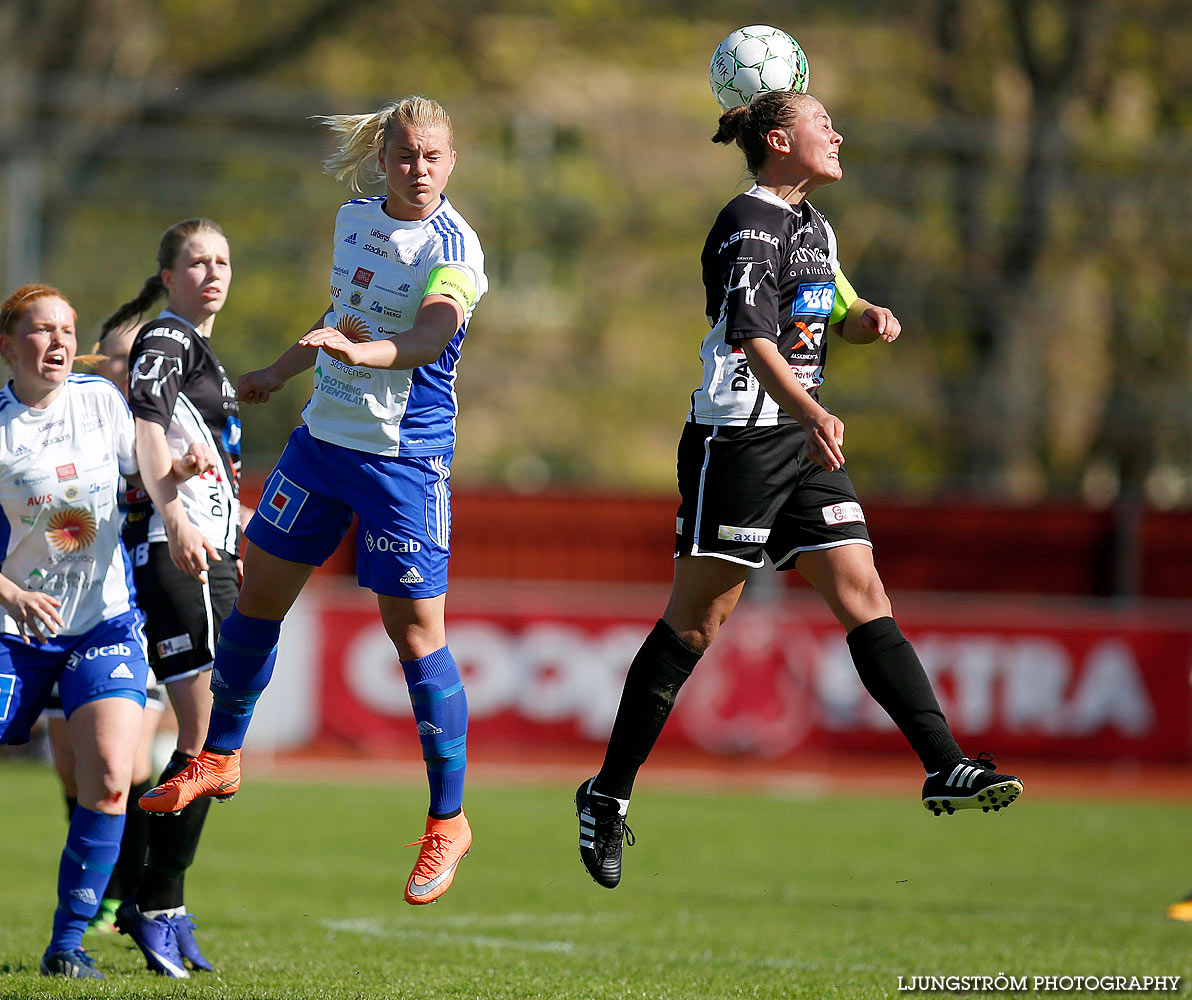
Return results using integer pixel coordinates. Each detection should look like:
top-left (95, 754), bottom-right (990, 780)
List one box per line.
top-left (157, 309), bottom-right (199, 333)
top-left (379, 194), bottom-right (449, 229)
top-left (745, 183), bottom-right (797, 213)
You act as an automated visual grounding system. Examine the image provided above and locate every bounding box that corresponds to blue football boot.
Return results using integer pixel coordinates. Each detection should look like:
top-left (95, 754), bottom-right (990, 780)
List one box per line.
top-left (116, 901), bottom-right (190, 978)
top-left (169, 913), bottom-right (213, 972)
top-left (40, 948), bottom-right (104, 979)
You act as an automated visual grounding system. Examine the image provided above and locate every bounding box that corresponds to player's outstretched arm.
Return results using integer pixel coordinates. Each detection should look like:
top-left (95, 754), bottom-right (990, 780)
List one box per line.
top-left (299, 296), bottom-right (464, 371)
top-left (237, 310), bottom-right (328, 404)
top-left (835, 298), bottom-right (901, 345)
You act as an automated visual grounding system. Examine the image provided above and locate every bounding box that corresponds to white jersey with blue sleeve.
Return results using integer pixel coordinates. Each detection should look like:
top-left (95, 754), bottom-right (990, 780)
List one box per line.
top-left (303, 195), bottom-right (487, 457)
top-left (0, 375), bottom-right (138, 635)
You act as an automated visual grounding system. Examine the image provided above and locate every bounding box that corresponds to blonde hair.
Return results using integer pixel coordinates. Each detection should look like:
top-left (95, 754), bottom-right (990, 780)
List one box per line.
top-left (317, 96), bottom-right (454, 192)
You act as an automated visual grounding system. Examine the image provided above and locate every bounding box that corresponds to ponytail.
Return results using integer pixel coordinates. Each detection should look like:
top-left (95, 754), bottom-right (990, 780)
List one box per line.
top-left (99, 273), bottom-right (164, 340)
top-left (711, 91), bottom-right (819, 176)
top-left (317, 96), bottom-right (454, 192)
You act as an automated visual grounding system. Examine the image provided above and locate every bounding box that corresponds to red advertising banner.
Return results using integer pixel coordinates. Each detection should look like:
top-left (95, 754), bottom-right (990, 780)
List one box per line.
top-left (311, 584), bottom-right (1192, 762)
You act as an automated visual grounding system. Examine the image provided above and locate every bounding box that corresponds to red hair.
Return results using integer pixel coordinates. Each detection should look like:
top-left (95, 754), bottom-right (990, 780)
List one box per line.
top-left (0, 283), bottom-right (76, 335)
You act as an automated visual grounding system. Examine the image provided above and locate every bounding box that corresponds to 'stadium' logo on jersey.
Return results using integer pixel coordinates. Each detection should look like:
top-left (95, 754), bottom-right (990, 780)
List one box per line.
top-left (336, 315), bottom-right (372, 344)
top-left (351, 267), bottom-right (374, 288)
top-left (720, 229), bottom-right (780, 253)
top-left (364, 243), bottom-right (388, 257)
top-left (46, 508), bottom-right (97, 552)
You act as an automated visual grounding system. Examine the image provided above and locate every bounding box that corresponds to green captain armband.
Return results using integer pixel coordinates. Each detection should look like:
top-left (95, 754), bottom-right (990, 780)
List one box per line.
top-left (425, 265), bottom-right (478, 313)
top-left (829, 270), bottom-right (858, 325)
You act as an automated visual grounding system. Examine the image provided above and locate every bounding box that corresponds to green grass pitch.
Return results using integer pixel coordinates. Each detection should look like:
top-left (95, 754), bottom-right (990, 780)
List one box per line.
top-left (1, 760), bottom-right (1188, 999)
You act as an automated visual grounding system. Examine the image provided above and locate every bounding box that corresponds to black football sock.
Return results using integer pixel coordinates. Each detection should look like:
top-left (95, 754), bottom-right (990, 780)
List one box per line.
top-left (105, 778), bottom-right (152, 902)
top-left (594, 619), bottom-right (702, 800)
top-left (846, 616), bottom-right (963, 772)
top-left (137, 751), bottom-right (212, 912)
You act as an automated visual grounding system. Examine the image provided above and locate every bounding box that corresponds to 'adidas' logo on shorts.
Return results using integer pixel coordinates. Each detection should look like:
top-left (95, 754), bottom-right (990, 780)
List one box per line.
top-left (400, 567), bottom-right (424, 585)
top-left (109, 663), bottom-right (135, 680)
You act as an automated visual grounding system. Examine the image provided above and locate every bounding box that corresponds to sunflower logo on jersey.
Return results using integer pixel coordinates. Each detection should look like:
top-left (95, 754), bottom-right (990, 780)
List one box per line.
top-left (46, 508), bottom-right (97, 553)
top-left (336, 315), bottom-right (373, 344)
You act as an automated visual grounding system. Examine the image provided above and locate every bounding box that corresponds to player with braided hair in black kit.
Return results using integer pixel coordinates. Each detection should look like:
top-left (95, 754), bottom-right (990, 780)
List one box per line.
top-left (575, 91), bottom-right (1023, 890)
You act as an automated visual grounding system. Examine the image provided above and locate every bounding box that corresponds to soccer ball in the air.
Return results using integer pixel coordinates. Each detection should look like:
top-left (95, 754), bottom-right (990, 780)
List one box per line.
top-left (709, 25), bottom-right (809, 111)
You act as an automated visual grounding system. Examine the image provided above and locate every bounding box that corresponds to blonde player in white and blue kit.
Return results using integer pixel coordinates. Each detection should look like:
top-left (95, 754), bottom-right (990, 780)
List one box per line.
top-left (142, 96), bottom-right (486, 906)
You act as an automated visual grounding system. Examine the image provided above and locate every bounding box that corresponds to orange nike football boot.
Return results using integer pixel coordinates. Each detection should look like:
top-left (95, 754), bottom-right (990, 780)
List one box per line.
top-left (404, 812), bottom-right (472, 905)
top-left (139, 749), bottom-right (241, 814)
top-left (1166, 894), bottom-right (1192, 922)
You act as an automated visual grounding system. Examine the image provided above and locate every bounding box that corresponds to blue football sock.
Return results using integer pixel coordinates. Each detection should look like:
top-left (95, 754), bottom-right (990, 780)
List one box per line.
top-left (205, 607), bottom-right (281, 752)
top-left (401, 646), bottom-right (468, 816)
top-left (49, 807), bottom-right (124, 954)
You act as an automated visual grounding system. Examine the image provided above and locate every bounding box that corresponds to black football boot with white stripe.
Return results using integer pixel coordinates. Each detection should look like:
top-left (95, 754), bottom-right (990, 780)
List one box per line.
top-left (922, 752), bottom-right (1023, 816)
top-left (575, 778), bottom-right (634, 888)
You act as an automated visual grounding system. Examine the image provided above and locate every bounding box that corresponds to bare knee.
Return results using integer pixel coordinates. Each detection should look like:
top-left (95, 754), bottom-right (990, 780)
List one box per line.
top-left (835, 574), bottom-right (892, 630)
top-left (388, 626), bottom-right (444, 661)
top-left (661, 610), bottom-right (724, 653)
top-left (79, 763), bottom-right (132, 814)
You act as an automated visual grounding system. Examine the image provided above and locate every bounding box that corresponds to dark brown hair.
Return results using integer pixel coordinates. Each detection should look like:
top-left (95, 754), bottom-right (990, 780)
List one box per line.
top-left (711, 91), bottom-right (820, 176)
top-left (100, 217), bottom-right (226, 339)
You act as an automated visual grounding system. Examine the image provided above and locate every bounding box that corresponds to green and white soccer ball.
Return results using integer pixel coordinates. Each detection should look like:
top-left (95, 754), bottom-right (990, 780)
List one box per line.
top-left (709, 24), bottom-right (809, 111)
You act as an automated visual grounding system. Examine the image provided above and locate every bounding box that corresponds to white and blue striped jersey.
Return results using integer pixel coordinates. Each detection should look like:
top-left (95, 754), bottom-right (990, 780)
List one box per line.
top-left (0, 375), bottom-right (138, 635)
top-left (303, 195), bottom-right (487, 457)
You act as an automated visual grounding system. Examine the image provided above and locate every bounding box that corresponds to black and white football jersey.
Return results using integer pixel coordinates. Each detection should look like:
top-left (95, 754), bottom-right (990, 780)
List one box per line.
top-left (689, 184), bottom-right (854, 426)
top-left (126, 311), bottom-right (240, 554)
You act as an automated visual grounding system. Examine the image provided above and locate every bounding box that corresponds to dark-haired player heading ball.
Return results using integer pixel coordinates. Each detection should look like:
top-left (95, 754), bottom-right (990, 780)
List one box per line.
top-left (575, 91), bottom-right (1023, 890)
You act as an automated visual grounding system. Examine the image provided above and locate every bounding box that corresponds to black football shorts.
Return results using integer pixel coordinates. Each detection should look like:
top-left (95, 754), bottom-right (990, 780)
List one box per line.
top-left (674, 421), bottom-right (871, 570)
top-left (132, 542), bottom-right (238, 683)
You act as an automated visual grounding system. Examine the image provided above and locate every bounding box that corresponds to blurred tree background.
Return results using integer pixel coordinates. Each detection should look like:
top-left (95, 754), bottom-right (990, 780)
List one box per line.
top-left (1, 0), bottom-right (1189, 506)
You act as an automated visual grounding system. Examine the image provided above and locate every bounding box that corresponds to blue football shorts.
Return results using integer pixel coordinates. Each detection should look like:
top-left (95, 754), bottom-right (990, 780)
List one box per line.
top-left (246, 425), bottom-right (451, 599)
top-left (0, 608), bottom-right (150, 746)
